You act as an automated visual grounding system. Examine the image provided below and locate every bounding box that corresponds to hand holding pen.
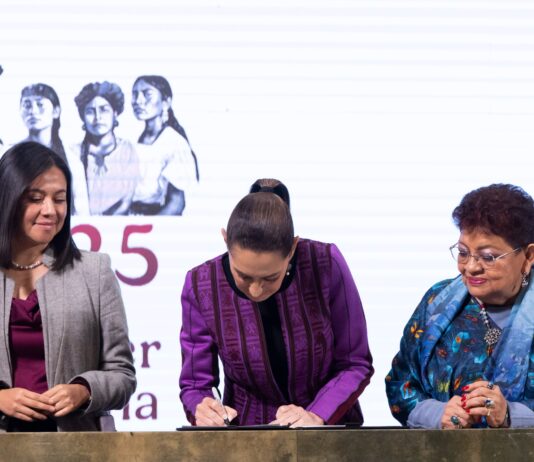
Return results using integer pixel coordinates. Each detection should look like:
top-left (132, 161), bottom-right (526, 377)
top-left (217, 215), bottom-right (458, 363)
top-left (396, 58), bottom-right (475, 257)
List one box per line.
top-left (193, 388), bottom-right (238, 426)
top-left (212, 387), bottom-right (231, 425)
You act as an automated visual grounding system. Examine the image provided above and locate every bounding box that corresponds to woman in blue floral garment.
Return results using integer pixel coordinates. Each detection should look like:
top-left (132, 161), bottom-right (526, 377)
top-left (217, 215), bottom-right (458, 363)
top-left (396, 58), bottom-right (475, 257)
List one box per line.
top-left (386, 184), bottom-right (534, 429)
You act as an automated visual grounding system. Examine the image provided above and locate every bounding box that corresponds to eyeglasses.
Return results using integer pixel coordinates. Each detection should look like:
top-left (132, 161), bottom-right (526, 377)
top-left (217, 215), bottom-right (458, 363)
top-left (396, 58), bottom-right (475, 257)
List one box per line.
top-left (449, 244), bottom-right (521, 268)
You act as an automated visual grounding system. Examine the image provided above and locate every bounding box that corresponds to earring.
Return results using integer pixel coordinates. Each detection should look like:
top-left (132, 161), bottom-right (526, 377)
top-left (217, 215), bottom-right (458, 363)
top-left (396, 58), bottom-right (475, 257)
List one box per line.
top-left (113, 120), bottom-right (119, 128)
top-left (81, 123), bottom-right (86, 131)
top-left (162, 108), bottom-right (169, 125)
top-left (522, 272), bottom-right (529, 288)
top-left (286, 263), bottom-right (292, 277)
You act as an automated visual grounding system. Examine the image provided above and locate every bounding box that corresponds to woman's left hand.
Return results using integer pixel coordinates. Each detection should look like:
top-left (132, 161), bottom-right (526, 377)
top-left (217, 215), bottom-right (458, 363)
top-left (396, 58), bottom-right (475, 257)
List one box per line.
top-left (270, 404), bottom-right (324, 428)
top-left (42, 384), bottom-right (91, 417)
top-left (461, 381), bottom-right (508, 428)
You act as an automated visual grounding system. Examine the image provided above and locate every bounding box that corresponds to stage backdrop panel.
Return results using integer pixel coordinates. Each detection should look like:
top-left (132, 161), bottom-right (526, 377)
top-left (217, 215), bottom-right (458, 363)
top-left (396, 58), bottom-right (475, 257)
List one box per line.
top-left (1, 0), bottom-right (534, 429)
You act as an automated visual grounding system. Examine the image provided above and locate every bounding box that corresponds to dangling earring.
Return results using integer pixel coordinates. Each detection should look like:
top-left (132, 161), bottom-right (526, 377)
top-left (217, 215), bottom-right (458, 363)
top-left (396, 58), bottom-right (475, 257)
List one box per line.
top-left (162, 108), bottom-right (169, 125)
top-left (286, 263), bottom-right (292, 277)
top-left (522, 272), bottom-right (529, 288)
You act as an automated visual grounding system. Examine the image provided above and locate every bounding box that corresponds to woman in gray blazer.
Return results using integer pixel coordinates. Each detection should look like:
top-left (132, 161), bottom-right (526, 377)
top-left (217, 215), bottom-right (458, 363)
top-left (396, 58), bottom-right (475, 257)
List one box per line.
top-left (0, 141), bottom-right (136, 431)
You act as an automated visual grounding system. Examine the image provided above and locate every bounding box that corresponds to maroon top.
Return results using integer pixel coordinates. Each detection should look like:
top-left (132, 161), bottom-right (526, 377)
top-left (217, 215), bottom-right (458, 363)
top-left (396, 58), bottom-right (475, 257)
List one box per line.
top-left (9, 290), bottom-right (48, 393)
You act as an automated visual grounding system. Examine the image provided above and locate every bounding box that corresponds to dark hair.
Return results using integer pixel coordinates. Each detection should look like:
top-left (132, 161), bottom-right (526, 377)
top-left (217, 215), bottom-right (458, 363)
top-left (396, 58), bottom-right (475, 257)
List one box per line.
top-left (249, 178), bottom-right (291, 208)
top-left (133, 75), bottom-right (199, 181)
top-left (226, 179), bottom-right (294, 257)
top-left (0, 141), bottom-right (81, 270)
top-left (452, 183), bottom-right (534, 248)
top-left (20, 83), bottom-right (67, 164)
top-left (74, 81), bottom-right (125, 118)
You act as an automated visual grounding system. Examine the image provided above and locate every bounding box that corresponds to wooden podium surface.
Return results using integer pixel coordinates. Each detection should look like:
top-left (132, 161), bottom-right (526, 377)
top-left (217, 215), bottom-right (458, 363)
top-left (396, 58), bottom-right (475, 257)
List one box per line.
top-left (2, 428), bottom-right (534, 461)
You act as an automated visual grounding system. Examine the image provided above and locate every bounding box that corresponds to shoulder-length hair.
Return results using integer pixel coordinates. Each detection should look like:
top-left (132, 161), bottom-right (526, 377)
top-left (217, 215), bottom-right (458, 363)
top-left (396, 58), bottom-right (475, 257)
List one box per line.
top-left (0, 141), bottom-right (81, 271)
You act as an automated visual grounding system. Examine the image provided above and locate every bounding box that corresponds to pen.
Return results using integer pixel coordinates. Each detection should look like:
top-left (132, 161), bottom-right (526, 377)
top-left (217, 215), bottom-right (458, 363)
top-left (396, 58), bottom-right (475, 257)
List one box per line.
top-left (212, 387), bottom-right (231, 426)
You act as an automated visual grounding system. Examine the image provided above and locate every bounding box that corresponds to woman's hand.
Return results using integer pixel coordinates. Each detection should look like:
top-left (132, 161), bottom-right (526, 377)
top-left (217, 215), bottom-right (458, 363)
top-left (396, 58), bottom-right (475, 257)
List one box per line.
top-left (42, 384), bottom-right (91, 417)
top-left (0, 388), bottom-right (55, 421)
top-left (441, 395), bottom-right (473, 429)
top-left (270, 404), bottom-right (324, 428)
top-left (462, 381), bottom-right (508, 428)
top-left (194, 396), bottom-right (238, 426)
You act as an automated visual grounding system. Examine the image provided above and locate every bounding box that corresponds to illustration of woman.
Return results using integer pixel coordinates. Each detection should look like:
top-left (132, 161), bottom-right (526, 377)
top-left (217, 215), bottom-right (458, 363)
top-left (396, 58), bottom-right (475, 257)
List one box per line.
top-left (19, 83), bottom-right (68, 165)
top-left (130, 75), bottom-right (198, 215)
top-left (72, 81), bottom-right (139, 215)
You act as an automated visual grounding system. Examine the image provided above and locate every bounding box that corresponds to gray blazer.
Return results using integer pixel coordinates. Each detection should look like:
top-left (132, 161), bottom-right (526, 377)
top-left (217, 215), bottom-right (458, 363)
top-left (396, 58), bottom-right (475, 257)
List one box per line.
top-left (0, 250), bottom-right (136, 431)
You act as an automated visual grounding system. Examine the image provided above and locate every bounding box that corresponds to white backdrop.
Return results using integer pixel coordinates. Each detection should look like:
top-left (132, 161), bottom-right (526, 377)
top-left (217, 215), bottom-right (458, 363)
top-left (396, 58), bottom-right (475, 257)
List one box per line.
top-left (2, 0), bottom-right (534, 430)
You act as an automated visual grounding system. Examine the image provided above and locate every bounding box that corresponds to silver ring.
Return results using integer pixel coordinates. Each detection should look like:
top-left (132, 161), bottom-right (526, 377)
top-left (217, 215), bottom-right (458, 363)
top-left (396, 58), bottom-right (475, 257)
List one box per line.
top-left (485, 399), bottom-right (495, 409)
top-left (487, 381), bottom-right (494, 390)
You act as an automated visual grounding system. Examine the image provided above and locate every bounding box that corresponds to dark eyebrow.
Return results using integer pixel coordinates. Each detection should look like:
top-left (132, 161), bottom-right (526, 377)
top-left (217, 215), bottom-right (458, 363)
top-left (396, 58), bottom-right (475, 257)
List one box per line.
top-left (458, 242), bottom-right (504, 252)
top-left (234, 268), bottom-right (280, 280)
top-left (26, 188), bottom-right (45, 195)
top-left (27, 188), bottom-right (67, 195)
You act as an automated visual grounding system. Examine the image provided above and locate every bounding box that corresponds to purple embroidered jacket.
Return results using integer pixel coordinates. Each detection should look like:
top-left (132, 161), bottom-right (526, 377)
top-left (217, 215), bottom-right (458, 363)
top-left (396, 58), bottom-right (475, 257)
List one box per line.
top-left (179, 239), bottom-right (373, 425)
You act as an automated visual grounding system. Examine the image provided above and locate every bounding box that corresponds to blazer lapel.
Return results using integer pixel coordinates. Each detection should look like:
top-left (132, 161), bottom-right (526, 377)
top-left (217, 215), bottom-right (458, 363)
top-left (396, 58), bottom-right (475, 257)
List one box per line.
top-left (0, 274), bottom-right (13, 385)
top-left (37, 268), bottom-right (65, 388)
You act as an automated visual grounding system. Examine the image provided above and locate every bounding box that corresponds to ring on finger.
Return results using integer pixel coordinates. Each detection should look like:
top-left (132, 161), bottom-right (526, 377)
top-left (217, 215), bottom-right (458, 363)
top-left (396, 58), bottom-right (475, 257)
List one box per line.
top-left (485, 399), bottom-right (495, 409)
top-left (450, 415), bottom-right (461, 429)
top-left (487, 381), bottom-right (494, 390)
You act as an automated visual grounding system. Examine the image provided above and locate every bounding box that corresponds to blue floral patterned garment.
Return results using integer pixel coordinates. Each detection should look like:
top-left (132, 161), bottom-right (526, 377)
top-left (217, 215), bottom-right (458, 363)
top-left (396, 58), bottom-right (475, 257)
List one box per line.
top-left (386, 276), bottom-right (534, 427)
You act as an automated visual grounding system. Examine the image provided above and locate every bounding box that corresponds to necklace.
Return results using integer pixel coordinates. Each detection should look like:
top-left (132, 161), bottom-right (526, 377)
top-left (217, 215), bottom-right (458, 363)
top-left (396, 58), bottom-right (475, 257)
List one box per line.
top-left (11, 260), bottom-right (44, 271)
top-left (474, 298), bottom-right (502, 348)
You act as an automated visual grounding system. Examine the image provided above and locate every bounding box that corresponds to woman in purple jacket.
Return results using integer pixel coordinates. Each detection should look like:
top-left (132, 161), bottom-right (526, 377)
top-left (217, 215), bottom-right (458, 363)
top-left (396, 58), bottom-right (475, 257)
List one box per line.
top-left (179, 179), bottom-right (373, 427)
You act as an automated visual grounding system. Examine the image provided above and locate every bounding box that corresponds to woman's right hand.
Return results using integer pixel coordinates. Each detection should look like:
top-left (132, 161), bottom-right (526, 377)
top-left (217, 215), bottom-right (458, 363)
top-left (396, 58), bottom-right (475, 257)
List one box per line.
top-left (441, 395), bottom-right (473, 429)
top-left (194, 396), bottom-right (238, 426)
top-left (0, 388), bottom-right (55, 421)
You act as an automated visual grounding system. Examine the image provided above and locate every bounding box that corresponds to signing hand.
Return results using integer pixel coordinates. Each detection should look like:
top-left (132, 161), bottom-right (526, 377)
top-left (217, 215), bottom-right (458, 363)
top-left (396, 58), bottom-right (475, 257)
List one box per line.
top-left (441, 395), bottom-right (473, 429)
top-left (270, 404), bottom-right (324, 428)
top-left (42, 384), bottom-right (91, 417)
top-left (194, 396), bottom-right (238, 426)
top-left (462, 381), bottom-right (508, 428)
top-left (0, 387), bottom-right (55, 422)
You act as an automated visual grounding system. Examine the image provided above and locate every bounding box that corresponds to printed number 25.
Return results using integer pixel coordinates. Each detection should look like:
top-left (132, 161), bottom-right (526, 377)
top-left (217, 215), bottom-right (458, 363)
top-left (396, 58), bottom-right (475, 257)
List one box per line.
top-left (72, 224), bottom-right (158, 286)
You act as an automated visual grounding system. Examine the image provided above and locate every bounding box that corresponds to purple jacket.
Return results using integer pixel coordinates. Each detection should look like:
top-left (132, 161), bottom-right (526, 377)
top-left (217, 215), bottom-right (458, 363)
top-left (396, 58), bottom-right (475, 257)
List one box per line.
top-left (179, 239), bottom-right (373, 425)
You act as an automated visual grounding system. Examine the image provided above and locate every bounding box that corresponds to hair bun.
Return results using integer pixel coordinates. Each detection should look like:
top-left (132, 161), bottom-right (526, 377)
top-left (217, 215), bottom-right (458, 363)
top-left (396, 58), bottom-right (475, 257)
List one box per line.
top-left (250, 180), bottom-right (290, 207)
